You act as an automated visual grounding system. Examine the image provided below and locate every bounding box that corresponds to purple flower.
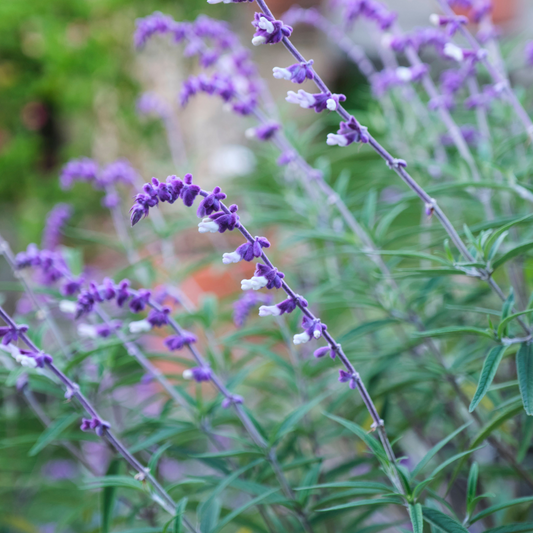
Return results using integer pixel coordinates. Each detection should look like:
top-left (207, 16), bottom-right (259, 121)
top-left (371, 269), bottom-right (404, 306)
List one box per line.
top-left (183, 366), bottom-right (212, 382)
top-left (441, 125), bottom-right (479, 147)
top-left (197, 186), bottom-right (226, 218)
top-left (314, 345), bottom-right (337, 359)
top-left (0, 324), bottom-right (28, 345)
top-left (99, 159), bottom-right (138, 187)
top-left (76, 290), bottom-right (96, 319)
top-left (223, 236), bottom-right (270, 264)
top-left (95, 321), bottom-right (122, 338)
top-left (60, 158), bottom-right (98, 189)
top-left (286, 89), bottom-right (346, 113)
top-left (15, 243), bottom-right (42, 269)
top-left (334, 0), bottom-right (397, 30)
top-left (233, 292), bottom-right (273, 327)
top-left (470, 0), bottom-right (492, 23)
top-left (241, 263), bottom-right (284, 291)
top-left (525, 41), bottom-right (533, 67)
top-left (116, 279), bottom-right (132, 307)
top-left (273, 60), bottom-right (314, 83)
top-left (327, 116), bottom-right (370, 147)
top-left (42, 204), bottom-right (72, 251)
top-left (293, 316), bottom-right (326, 345)
top-left (129, 289), bottom-right (151, 313)
top-left (277, 151), bottom-right (296, 166)
top-left (251, 13), bottom-right (293, 46)
top-left (222, 394), bottom-right (244, 409)
top-left (198, 204), bottom-right (240, 234)
top-left (246, 122), bottom-right (280, 141)
top-left (80, 416), bottom-right (111, 437)
top-left (137, 92), bottom-right (171, 118)
top-left (429, 14), bottom-right (468, 36)
top-left (147, 307), bottom-right (171, 327)
top-left (180, 174), bottom-right (201, 207)
top-left (464, 84), bottom-right (501, 110)
top-left (34, 351), bottom-right (53, 368)
top-left (164, 332), bottom-right (197, 351)
top-left (428, 93), bottom-right (455, 111)
top-left (259, 296), bottom-right (308, 317)
top-left (134, 11), bottom-right (182, 49)
top-left (339, 369), bottom-right (358, 389)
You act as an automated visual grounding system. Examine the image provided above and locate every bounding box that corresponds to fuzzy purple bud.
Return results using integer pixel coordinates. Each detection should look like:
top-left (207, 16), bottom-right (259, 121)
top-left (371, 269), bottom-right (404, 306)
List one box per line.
top-left (129, 289), bottom-right (151, 313)
top-left (222, 394), bottom-right (244, 408)
top-left (197, 186), bottom-right (226, 218)
top-left (42, 204), bottom-right (72, 251)
top-left (147, 307), bottom-right (171, 327)
top-left (273, 60), bottom-right (314, 83)
top-left (251, 13), bottom-right (293, 46)
top-left (60, 158), bottom-right (99, 189)
top-left (164, 332), bottom-right (197, 351)
top-left (183, 366), bottom-right (212, 382)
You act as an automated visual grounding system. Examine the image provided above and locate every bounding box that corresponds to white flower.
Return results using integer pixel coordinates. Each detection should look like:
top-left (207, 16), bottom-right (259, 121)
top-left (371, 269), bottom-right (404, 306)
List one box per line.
top-left (198, 218), bottom-right (220, 233)
top-left (444, 43), bottom-right (464, 62)
top-left (286, 90), bottom-right (315, 109)
top-left (182, 369), bottom-right (193, 380)
top-left (396, 67), bottom-right (412, 82)
top-left (326, 98), bottom-right (337, 111)
top-left (77, 324), bottom-right (98, 339)
top-left (245, 127), bottom-right (257, 140)
top-left (258, 305), bottom-right (281, 317)
top-left (222, 251), bottom-right (242, 264)
top-left (241, 276), bottom-right (268, 291)
top-left (273, 67), bottom-right (292, 80)
top-left (313, 329), bottom-right (322, 339)
top-left (129, 320), bottom-right (152, 334)
top-left (59, 300), bottom-right (77, 314)
top-left (257, 16), bottom-right (275, 34)
top-left (429, 13), bottom-right (440, 26)
top-left (327, 134), bottom-right (348, 147)
top-left (252, 35), bottom-right (267, 46)
top-left (0, 344), bottom-right (37, 368)
top-left (293, 332), bottom-right (311, 345)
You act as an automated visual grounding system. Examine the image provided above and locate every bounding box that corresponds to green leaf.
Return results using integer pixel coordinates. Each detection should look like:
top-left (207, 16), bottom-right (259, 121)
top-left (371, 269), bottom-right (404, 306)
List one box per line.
top-left (487, 231), bottom-right (508, 261)
top-left (517, 342), bottom-right (533, 415)
top-left (492, 241), bottom-right (533, 270)
top-left (484, 214), bottom-right (533, 253)
top-left (211, 489), bottom-right (279, 532)
top-left (498, 310), bottom-right (533, 338)
top-left (272, 391), bottom-right (331, 443)
top-left (369, 250), bottom-right (450, 266)
top-left (470, 400), bottom-right (523, 448)
top-left (422, 506), bottom-right (469, 533)
top-left (412, 478), bottom-right (434, 500)
top-left (318, 497), bottom-right (403, 512)
top-left (484, 523), bottom-right (533, 533)
top-left (338, 319), bottom-right (398, 344)
top-left (324, 413), bottom-right (388, 464)
top-left (148, 443), bottom-right (172, 473)
top-left (470, 496), bottom-right (533, 524)
top-left (427, 446), bottom-right (485, 480)
top-left (408, 504), bottom-right (423, 533)
top-left (466, 462), bottom-right (478, 513)
top-left (174, 497), bottom-right (188, 533)
top-left (102, 460), bottom-right (120, 533)
top-left (412, 327), bottom-right (494, 340)
top-left (295, 481), bottom-right (393, 492)
top-left (28, 412), bottom-right (79, 456)
top-left (411, 422), bottom-right (470, 478)
top-left (83, 476), bottom-right (145, 491)
top-left (469, 345), bottom-right (508, 412)
top-left (392, 268), bottom-right (464, 278)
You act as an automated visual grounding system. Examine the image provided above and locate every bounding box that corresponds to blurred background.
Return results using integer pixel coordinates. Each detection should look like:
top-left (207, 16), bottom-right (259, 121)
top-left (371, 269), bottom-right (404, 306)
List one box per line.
top-left (1, 0), bottom-right (532, 248)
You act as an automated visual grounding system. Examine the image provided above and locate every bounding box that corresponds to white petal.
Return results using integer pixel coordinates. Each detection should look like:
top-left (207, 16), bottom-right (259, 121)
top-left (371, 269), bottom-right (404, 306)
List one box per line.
top-left (245, 128), bottom-right (256, 139)
top-left (250, 276), bottom-right (268, 290)
top-left (77, 324), bottom-right (98, 339)
top-left (182, 369), bottom-right (193, 380)
top-left (444, 43), bottom-right (464, 62)
top-left (327, 133), bottom-right (348, 147)
top-left (222, 251), bottom-right (242, 264)
top-left (429, 13), bottom-right (440, 26)
top-left (258, 17), bottom-right (275, 33)
top-left (396, 67), bottom-right (412, 82)
top-left (273, 67), bottom-right (291, 80)
top-left (198, 218), bottom-right (220, 233)
top-left (129, 319), bottom-right (152, 334)
top-left (326, 98), bottom-right (337, 111)
top-left (313, 329), bottom-right (322, 339)
top-left (258, 305), bottom-right (281, 317)
top-left (59, 300), bottom-right (77, 314)
top-left (252, 35), bottom-right (267, 46)
top-left (293, 332), bottom-right (311, 345)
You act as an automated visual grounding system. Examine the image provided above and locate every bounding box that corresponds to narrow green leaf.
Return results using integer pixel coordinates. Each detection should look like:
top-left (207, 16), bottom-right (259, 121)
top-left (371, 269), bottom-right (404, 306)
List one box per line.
top-left (470, 400), bottom-right (523, 448)
top-left (411, 422), bottom-right (470, 478)
top-left (339, 319), bottom-right (398, 344)
top-left (469, 345), bottom-right (508, 412)
top-left (487, 231), bottom-right (508, 261)
top-left (148, 443), bottom-right (172, 473)
top-left (466, 462), bottom-right (478, 512)
top-left (412, 478), bottom-right (434, 499)
top-left (28, 412), bottom-right (79, 456)
top-left (102, 460), bottom-right (120, 533)
top-left (484, 523), bottom-right (533, 533)
top-left (295, 481), bottom-right (393, 492)
top-left (412, 327), bottom-right (494, 340)
top-left (428, 446), bottom-right (485, 480)
top-left (318, 497), bottom-right (403, 512)
top-left (212, 489), bottom-right (279, 532)
top-left (492, 241), bottom-right (533, 270)
top-left (83, 476), bottom-right (145, 491)
top-left (174, 497), bottom-right (188, 533)
top-left (369, 250), bottom-right (450, 266)
top-left (408, 504), bottom-right (423, 533)
top-left (484, 214), bottom-right (533, 253)
top-left (498, 310), bottom-right (533, 338)
top-left (517, 342), bottom-right (533, 415)
top-left (422, 507), bottom-right (469, 533)
top-left (470, 496), bottom-right (533, 524)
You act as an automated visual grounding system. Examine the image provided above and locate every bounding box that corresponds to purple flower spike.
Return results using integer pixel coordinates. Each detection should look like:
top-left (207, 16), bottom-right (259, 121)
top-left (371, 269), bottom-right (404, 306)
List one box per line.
top-left (15, 244), bottom-right (41, 269)
top-left (251, 13), bottom-right (293, 46)
top-left (0, 324), bottom-right (28, 345)
top-left (134, 11), bottom-right (181, 49)
top-left (199, 205), bottom-right (240, 234)
top-left (180, 174), bottom-right (201, 207)
top-left (80, 416), bottom-right (111, 436)
top-left (286, 89), bottom-right (346, 113)
top-left (339, 369), bottom-right (358, 390)
top-left (164, 332), bottom-right (197, 351)
top-left (327, 116), bottom-right (370, 147)
top-left (129, 289), bottom-right (151, 313)
top-left (99, 159), bottom-right (138, 187)
top-left (223, 236), bottom-right (270, 264)
top-left (183, 366), bottom-right (212, 382)
top-left (42, 204), bottom-right (72, 251)
top-left (116, 279), bottom-right (131, 307)
top-left (147, 307), bottom-right (171, 328)
top-left (314, 346), bottom-right (336, 359)
top-left (233, 292), bottom-right (273, 327)
top-left (273, 60), bottom-right (314, 84)
top-left (60, 158), bottom-right (99, 189)
top-left (197, 186), bottom-right (227, 218)
top-left (222, 394), bottom-right (244, 409)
